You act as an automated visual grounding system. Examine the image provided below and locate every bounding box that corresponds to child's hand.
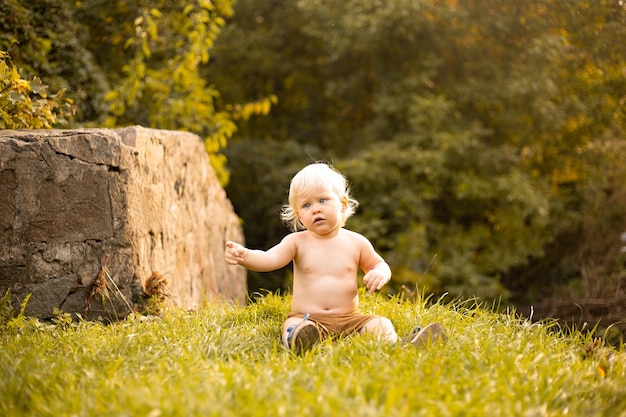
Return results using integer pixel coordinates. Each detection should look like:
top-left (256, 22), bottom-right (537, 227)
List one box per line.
top-left (363, 270), bottom-right (390, 294)
top-left (225, 241), bottom-right (246, 265)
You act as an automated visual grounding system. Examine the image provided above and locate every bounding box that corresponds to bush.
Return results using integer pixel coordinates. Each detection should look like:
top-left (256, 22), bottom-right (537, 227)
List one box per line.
top-left (0, 50), bottom-right (74, 128)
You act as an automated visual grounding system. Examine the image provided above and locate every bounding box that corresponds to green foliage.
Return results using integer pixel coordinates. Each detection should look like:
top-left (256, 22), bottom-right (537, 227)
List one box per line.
top-left (1, 294), bottom-right (624, 416)
top-left (216, 0), bottom-right (626, 303)
top-left (0, 50), bottom-right (74, 128)
top-left (102, 3), bottom-right (235, 135)
top-left (90, 0), bottom-right (276, 184)
top-left (0, 289), bottom-right (34, 332)
top-left (0, 290), bottom-right (16, 328)
top-left (0, 0), bottom-right (108, 123)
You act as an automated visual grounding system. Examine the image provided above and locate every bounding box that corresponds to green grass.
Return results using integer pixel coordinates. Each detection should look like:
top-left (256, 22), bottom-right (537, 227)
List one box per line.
top-left (1, 291), bottom-right (625, 417)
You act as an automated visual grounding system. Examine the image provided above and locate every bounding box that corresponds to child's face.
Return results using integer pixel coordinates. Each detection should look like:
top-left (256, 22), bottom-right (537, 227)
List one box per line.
top-left (294, 184), bottom-right (346, 236)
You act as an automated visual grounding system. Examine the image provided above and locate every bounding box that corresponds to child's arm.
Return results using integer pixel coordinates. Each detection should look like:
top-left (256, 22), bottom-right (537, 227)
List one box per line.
top-left (225, 235), bottom-right (296, 272)
top-left (363, 261), bottom-right (392, 295)
top-left (357, 235), bottom-right (392, 294)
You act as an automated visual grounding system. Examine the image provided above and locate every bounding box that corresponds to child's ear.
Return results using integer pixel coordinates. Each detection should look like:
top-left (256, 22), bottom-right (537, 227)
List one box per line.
top-left (341, 197), bottom-right (348, 211)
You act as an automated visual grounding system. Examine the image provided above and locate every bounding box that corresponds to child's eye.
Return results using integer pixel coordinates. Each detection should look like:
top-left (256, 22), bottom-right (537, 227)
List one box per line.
top-left (303, 203), bottom-right (311, 209)
top-left (320, 198), bottom-right (327, 204)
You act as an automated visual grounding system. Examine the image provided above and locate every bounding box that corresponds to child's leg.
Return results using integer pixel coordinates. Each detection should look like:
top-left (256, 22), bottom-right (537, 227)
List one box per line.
top-left (359, 317), bottom-right (398, 344)
top-left (282, 314), bottom-right (324, 354)
top-left (282, 316), bottom-right (307, 346)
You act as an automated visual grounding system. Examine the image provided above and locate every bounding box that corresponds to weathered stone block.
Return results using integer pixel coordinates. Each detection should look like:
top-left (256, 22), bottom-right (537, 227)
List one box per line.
top-left (0, 127), bottom-right (246, 319)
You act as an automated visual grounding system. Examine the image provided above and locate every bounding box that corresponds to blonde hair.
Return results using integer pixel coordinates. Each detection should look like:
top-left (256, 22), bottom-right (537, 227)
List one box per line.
top-left (280, 163), bottom-right (359, 232)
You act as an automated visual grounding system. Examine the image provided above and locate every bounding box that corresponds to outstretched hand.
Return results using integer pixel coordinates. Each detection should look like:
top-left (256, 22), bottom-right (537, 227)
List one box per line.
top-left (224, 241), bottom-right (246, 265)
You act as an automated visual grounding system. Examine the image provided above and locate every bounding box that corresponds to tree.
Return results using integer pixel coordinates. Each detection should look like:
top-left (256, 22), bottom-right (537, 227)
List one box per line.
top-left (76, 0), bottom-right (275, 183)
top-left (214, 0), bottom-right (626, 302)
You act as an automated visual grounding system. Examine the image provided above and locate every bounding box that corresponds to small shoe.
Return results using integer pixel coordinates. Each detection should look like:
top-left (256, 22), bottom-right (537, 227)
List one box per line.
top-left (285, 313), bottom-right (322, 354)
top-left (403, 322), bottom-right (447, 348)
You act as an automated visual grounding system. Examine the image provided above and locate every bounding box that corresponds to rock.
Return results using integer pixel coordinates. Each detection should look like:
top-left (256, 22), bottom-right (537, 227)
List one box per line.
top-left (0, 126), bottom-right (246, 320)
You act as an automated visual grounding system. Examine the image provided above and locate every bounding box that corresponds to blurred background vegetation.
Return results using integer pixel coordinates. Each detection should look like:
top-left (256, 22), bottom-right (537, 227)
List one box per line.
top-left (2, 0), bottom-right (625, 330)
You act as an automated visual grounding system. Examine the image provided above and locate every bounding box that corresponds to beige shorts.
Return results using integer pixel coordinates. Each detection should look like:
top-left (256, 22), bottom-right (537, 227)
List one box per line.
top-left (287, 311), bottom-right (379, 338)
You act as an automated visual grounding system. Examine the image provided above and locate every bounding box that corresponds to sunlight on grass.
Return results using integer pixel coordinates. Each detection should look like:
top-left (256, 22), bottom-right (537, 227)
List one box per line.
top-left (1, 291), bottom-right (624, 417)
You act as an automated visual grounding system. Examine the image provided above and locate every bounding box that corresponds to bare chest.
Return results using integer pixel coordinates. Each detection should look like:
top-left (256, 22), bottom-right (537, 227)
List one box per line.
top-left (295, 238), bottom-right (360, 276)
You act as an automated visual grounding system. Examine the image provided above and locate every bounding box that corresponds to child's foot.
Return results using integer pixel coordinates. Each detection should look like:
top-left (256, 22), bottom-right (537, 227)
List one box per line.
top-left (403, 322), bottom-right (447, 348)
top-left (285, 314), bottom-right (322, 354)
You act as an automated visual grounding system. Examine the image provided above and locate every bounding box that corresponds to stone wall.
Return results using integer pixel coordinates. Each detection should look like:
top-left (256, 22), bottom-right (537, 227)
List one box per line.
top-left (0, 126), bottom-right (246, 320)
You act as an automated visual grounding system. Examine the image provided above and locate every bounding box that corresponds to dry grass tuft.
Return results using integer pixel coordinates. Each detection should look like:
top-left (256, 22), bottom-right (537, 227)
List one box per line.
top-left (83, 254), bottom-right (133, 318)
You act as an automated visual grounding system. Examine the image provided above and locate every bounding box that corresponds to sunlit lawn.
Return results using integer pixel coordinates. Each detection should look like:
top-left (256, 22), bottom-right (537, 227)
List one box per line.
top-left (1, 291), bottom-right (625, 417)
